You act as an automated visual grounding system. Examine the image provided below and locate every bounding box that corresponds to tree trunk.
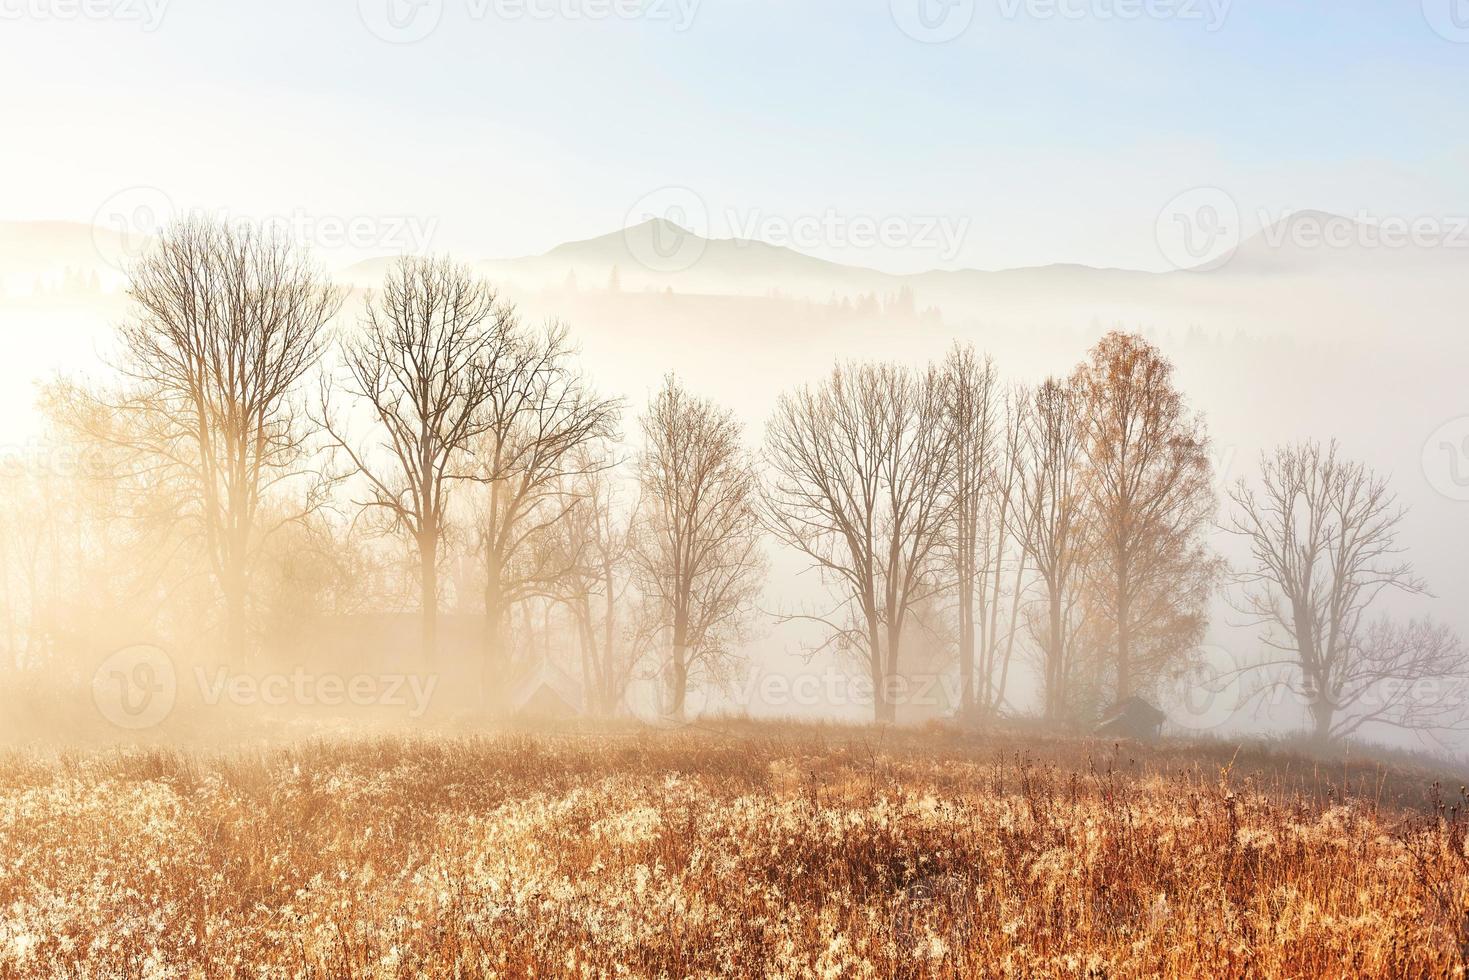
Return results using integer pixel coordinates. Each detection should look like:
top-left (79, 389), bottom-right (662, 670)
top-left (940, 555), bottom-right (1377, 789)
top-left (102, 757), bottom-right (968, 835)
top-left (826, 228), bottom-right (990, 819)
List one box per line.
top-left (867, 609), bottom-right (889, 724)
top-left (602, 559), bottom-right (617, 715)
top-left (665, 608), bottom-right (690, 721)
top-left (1308, 683), bottom-right (1334, 743)
top-left (222, 557), bottom-right (248, 664)
top-left (1047, 588), bottom-right (1065, 721)
top-left (1114, 561), bottom-right (1132, 701)
top-left (885, 618), bottom-right (904, 724)
top-left (418, 528), bottom-right (438, 669)
top-left (665, 654), bottom-right (688, 720)
top-left (483, 547), bottom-right (510, 707)
top-left (959, 570), bottom-right (975, 719)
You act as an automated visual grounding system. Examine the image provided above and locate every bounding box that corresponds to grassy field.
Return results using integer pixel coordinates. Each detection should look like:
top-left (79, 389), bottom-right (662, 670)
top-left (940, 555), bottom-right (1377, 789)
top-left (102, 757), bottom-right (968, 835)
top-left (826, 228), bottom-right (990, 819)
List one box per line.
top-left (0, 722), bottom-right (1466, 978)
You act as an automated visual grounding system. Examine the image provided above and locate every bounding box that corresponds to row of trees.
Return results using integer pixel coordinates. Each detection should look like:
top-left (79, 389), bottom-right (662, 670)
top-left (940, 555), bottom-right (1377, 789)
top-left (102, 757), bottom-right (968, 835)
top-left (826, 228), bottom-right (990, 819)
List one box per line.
top-left (2, 216), bottom-right (1464, 740)
top-left (764, 335), bottom-right (1219, 723)
top-left (41, 221), bottom-right (761, 717)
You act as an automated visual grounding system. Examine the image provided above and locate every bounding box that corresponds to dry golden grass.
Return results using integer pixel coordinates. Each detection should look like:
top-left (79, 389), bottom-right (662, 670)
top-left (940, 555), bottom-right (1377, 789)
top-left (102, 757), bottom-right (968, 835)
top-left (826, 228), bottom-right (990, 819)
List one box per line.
top-left (0, 722), bottom-right (1466, 978)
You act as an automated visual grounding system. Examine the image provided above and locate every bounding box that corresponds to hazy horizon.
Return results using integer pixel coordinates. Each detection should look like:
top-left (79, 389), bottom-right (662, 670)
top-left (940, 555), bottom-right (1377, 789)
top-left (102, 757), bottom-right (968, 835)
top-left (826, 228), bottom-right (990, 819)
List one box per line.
top-left (3, 0), bottom-right (1469, 749)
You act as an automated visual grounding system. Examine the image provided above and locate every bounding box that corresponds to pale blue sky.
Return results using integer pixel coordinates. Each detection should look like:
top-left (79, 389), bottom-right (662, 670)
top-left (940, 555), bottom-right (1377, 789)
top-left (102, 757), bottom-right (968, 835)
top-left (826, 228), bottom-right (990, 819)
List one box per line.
top-left (3, 0), bottom-right (1466, 271)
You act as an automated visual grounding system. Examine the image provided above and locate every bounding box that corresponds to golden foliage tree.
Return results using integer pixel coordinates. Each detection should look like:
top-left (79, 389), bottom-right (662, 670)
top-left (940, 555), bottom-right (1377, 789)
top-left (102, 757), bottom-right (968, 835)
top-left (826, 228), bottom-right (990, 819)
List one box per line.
top-left (1072, 331), bottom-right (1219, 703)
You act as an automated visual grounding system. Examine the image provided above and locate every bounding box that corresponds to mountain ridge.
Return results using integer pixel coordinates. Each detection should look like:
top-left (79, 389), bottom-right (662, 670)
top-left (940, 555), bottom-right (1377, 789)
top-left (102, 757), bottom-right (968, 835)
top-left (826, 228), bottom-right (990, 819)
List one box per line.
top-left (7, 207), bottom-right (1454, 285)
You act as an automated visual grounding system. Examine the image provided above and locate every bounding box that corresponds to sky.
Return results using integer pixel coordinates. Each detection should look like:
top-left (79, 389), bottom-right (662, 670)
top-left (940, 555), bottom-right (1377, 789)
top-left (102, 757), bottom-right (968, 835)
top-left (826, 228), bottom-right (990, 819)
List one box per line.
top-left (2, 0), bottom-right (1468, 272)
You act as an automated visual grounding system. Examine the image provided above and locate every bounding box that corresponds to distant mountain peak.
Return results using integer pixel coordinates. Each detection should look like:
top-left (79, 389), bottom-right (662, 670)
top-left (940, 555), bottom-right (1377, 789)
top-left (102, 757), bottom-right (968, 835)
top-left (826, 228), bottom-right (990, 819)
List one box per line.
top-left (1216, 207), bottom-right (1448, 275)
top-left (627, 216), bottom-right (694, 236)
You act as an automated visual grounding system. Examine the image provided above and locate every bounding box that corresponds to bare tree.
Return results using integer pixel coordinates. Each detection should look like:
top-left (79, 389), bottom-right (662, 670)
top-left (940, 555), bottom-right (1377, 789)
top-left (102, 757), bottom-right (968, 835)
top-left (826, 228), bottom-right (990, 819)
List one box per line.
top-left (323, 256), bottom-right (507, 664)
top-left (468, 322), bottom-right (620, 683)
top-left (1013, 378), bottom-right (1088, 722)
top-left (763, 362), bottom-right (954, 723)
top-left (637, 376), bottom-right (764, 720)
top-left (103, 217), bottom-right (341, 662)
top-left (1229, 440), bottom-right (1468, 741)
top-left (543, 453), bottom-right (649, 715)
top-left (974, 387), bottom-right (1032, 719)
top-left (1072, 331), bottom-right (1219, 702)
top-left (1336, 618), bottom-right (1469, 740)
top-left (939, 345), bottom-right (1001, 719)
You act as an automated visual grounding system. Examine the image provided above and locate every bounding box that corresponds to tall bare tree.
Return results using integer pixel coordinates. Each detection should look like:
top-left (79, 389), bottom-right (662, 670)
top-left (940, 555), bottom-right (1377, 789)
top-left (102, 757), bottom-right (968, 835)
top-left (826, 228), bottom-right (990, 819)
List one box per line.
top-left (1013, 378), bottom-right (1088, 721)
top-left (973, 387), bottom-right (1032, 718)
top-left (1072, 331), bottom-right (1219, 702)
top-left (543, 453), bottom-right (649, 715)
top-left (106, 218), bottom-right (341, 662)
top-left (1229, 441), bottom-right (1468, 741)
top-left (468, 322), bottom-right (619, 682)
top-left (323, 256), bottom-right (507, 664)
top-left (764, 362), bottom-right (954, 723)
top-left (637, 376), bottom-right (764, 719)
top-left (939, 345), bottom-right (1001, 719)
